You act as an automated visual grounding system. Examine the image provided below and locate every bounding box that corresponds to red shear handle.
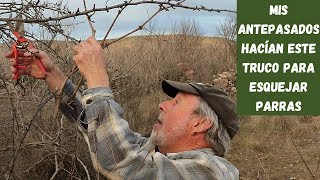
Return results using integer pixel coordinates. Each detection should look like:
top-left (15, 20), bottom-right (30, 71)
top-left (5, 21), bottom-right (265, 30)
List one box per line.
top-left (12, 41), bottom-right (48, 81)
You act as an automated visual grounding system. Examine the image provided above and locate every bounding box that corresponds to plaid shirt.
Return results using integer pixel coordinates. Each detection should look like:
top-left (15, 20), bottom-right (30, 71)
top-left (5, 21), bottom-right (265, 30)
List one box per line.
top-left (60, 80), bottom-right (239, 180)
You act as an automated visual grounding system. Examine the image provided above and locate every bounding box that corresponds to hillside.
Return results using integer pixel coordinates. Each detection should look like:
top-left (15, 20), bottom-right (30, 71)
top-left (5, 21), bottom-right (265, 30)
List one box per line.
top-left (0, 35), bottom-right (318, 179)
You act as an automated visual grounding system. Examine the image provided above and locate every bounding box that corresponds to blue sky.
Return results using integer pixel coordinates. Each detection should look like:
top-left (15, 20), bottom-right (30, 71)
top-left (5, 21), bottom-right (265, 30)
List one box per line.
top-left (2, 0), bottom-right (236, 40)
top-left (65, 0), bottom-right (236, 39)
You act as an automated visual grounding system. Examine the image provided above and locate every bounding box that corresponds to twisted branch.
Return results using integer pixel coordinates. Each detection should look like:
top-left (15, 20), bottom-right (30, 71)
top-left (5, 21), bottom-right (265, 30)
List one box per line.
top-left (0, 1), bottom-right (235, 23)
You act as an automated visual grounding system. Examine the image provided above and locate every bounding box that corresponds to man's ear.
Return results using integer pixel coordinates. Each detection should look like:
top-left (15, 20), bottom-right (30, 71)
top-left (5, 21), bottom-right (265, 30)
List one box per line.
top-left (191, 118), bottom-right (214, 135)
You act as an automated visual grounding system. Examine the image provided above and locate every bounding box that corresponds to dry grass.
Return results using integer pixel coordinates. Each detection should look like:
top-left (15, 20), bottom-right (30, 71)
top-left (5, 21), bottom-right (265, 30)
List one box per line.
top-left (0, 31), bottom-right (319, 179)
top-left (229, 116), bottom-right (320, 179)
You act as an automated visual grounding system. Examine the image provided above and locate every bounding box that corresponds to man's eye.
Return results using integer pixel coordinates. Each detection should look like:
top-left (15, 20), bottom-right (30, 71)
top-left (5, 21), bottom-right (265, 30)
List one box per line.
top-left (175, 100), bottom-right (179, 104)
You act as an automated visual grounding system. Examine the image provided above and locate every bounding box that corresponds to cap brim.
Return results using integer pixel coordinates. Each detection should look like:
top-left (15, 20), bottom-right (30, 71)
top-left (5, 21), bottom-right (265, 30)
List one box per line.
top-left (162, 80), bottom-right (199, 98)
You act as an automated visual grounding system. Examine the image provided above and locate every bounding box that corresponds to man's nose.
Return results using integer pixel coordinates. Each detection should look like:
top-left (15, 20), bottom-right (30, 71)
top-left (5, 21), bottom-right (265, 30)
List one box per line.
top-left (159, 101), bottom-right (166, 112)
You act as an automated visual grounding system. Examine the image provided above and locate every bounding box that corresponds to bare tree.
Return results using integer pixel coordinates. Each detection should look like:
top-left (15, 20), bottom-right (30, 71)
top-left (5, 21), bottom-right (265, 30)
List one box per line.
top-left (0, 0), bottom-right (235, 179)
top-left (216, 15), bottom-right (237, 68)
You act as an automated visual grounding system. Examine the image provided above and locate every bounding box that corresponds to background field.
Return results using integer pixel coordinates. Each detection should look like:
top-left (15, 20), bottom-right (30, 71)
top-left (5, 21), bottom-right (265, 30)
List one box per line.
top-left (0, 23), bottom-right (319, 179)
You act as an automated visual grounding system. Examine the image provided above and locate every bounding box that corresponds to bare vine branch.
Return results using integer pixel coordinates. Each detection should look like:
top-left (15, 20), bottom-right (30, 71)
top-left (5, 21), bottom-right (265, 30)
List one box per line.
top-left (82, 0), bottom-right (96, 37)
top-left (290, 134), bottom-right (315, 179)
top-left (0, 1), bottom-right (235, 23)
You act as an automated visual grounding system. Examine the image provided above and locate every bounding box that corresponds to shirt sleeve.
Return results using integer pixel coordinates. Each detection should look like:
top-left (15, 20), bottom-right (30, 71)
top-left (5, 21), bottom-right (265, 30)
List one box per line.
top-left (80, 86), bottom-right (152, 179)
top-left (59, 80), bottom-right (152, 179)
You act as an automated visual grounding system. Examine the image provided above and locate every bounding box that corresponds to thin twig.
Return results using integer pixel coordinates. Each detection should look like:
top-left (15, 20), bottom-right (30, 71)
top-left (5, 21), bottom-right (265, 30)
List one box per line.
top-left (71, 76), bottom-right (84, 100)
top-left (50, 147), bottom-right (59, 180)
top-left (77, 157), bottom-right (91, 180)
top-left (82, 0), bottom-right (96, 37)
top-left (100, 10), bottom-right (121, 47)
top-left (290, 134), bottom-right (315, 179)
top-left (0, 1), bottom-right (236, 23)
top-left (100, 0), bottom-right (134, 46)
top-left (315, 156), bottom-right (320, 178)
top-left (252, 149), bottom-right (270, 180)
top-left (52, 77), bottom-right (69, 121)
top-left (102, 6), bottom-right (163, 48)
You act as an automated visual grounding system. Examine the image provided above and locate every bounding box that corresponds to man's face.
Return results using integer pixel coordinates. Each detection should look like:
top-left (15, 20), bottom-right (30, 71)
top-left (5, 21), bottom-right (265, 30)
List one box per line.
top-left (152, 92), bottom-right (200, 149)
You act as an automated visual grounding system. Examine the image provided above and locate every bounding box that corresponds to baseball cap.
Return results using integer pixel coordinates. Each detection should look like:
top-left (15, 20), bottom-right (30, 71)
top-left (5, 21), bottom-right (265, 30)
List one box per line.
top-left (161, 80), bottom-right (239, 139)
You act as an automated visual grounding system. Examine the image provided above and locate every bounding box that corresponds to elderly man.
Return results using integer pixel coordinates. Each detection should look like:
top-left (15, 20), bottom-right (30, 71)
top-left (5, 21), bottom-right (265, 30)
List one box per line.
top-left (5, 36), bottom-right (239, 179)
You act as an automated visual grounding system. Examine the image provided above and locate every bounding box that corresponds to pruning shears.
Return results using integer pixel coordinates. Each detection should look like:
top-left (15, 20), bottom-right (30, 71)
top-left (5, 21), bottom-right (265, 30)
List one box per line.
top-left (7, 17), bottom-right (47, 85)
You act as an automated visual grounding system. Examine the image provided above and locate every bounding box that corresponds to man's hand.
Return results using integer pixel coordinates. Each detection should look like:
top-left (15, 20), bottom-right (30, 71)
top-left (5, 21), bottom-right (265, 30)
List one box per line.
top-left (5, 48), bottom-right (55, 79)
top-left (73, 36), bottom-right (109, 88)
top-left (5, 48), bottom-right (67, 92)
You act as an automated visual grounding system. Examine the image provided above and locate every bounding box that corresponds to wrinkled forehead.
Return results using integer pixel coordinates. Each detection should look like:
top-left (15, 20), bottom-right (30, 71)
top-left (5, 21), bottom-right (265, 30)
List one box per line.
top-left (175, 92), bottom-right (200, 103)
